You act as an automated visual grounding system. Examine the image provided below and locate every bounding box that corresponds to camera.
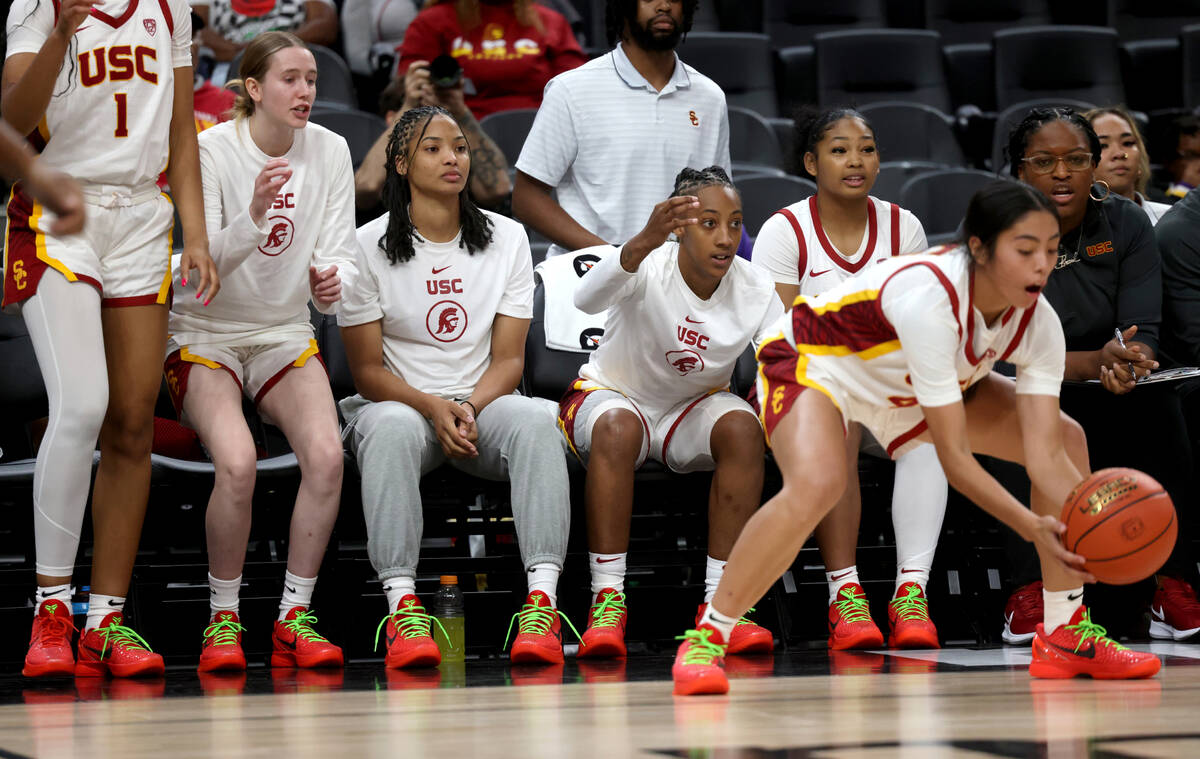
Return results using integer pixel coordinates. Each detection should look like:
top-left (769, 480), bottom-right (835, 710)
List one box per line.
top-left (429, 55), bottom-right (464, 89)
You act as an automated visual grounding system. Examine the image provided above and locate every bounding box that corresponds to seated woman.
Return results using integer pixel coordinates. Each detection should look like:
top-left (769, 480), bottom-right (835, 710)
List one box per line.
top-left (562, 167), bottom-right (780, 659)
top-left (1085, 106), bottom-right (1172, 226)
top-left (195, 0), bottom-right (337, 70)
top-left (340, 105), bottom-right (573, 668)
top-left (672, 181), bottom-right (1162, 696)
top-left (166, 32), bottom-right (356, 672)
top-left (397, 0), bottom-right (586, 119)
top-left (752, 106), bottom-right (947, 651)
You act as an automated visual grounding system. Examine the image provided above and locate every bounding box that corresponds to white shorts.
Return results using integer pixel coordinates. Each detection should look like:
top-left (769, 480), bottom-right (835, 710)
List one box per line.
top-left (558, 382), bottom-right (758, 473)
top-left (3, 182), bottom-right (173, 311)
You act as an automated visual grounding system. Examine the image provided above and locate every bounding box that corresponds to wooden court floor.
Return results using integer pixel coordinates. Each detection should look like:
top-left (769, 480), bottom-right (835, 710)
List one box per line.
top-left (3, 645), bottom-right (1200, 758)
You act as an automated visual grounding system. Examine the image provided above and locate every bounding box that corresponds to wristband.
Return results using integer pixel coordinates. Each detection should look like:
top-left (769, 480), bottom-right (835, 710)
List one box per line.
top-left (459, 400), bottom-right (477, 417)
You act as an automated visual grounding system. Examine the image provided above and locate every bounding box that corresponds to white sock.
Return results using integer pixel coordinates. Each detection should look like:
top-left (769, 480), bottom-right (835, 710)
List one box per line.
top-left (526, 563), bottom-right (561, 608)
top-left (697, 604), bottom-right (737, 643)
top-left (382, 577), bottom-right (417, 612)
top-left (704, 556), bottom-right (726, 604)
top-left (892, 443), bottom-right (946, 597)
top-left (589, 552), bottom-right (626, 601)
top-left (208, 573), bottom-right (241, 619)
top-left (278, 570), bottom-right (317, 620)
top-left (826, 566), bottom-right (860, 604)
top-left (34, 584), bottom-right (73, 615)
top-left (1043, 587), bottom-right (1083, 633)
top-left (895, 566), bottom-right (930, 595)
top-left (85, 594), bottom-right (124, 632)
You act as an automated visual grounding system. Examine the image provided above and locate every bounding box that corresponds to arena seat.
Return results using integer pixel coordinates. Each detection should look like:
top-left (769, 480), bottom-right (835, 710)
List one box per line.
top-left (775, 46), bottom-right (815, 119)
top-left (871, 161), bottom-right (950, 204)
top-left (1109, 0), bottom-right (1200, 42)
top-left (859, 101), bottom-right (966, 165)
top-left (478, 108), bottom-right (538, 167)
top-left (766, 116), bottom-right (796, 174)
top-left (924, 0), bottom-right (1051, 45)
top-left (814, 29), bottom-right (953, 113)
top-left (990, 97), bottom-right (1099, 174)
top-left (761, 0), bottom-right (885, 48)
top-left (992, 26), bottom-right (1123, 112)
top-left (944, 42), bottom-right (996, 113)
top-left (308, 107), bottom-right (388, 170)
top-left (737, 174), bottom-right (817, 239)
top-left (0, 310), bottom-right (46, 482)
top-left (230, 44), bottom-right (357, 109)
top-left (524, 279), bottom-right (590, 404)
top-left (899, 168), bottom-right (1006, 240)
top-left (679, 33), bottom-right (777, 117)
top-left (729, 105), bottom-right (787, 177)
top-left (1183, 26), bottom-right (1200, 111)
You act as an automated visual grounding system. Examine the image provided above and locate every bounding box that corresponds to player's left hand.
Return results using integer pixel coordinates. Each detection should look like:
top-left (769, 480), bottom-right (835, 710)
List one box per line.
top-left (180, 245), bottom-right (220, 306)
top-left (1029, 513), bottom-right (1096, 585)
top-left (24, 164), bottom-right (85, 236)
top-left (309, 265), bottom-right (341, 306)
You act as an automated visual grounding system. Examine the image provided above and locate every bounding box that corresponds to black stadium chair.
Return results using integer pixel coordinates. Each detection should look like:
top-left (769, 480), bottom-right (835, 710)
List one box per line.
top-left (1109, 0), bottom-right (1200, 42)
top-left (761, 0), bottom-right (885, 48)
top-left (871, 161), bottom-right (949, 204)
top-left (1183, 26), bottom-right (1200, 111)
top-left (814, 29), bottom-right (953, 113)
top-left (924, 0), bottom-right (1051, 45)
top-left (1121, 38), bottom-right (1183, 114)
top-left (766, 116), bottom-right (797, 174)
top-left (478, 108), bottom-right (538, 167)
top-left (0, 310), bottom-right (47, 482)
top-left (992, 26), bottom-right (1124, 112)
top-left (899, 168), bottom-right (1005, 241)
top-left (230, 43), bottom-right (357, 109)
top-left (944, 42), bottom-right (996, 113)
top-left (679, 33), bottom-right (777, 117)
top-left (729, 105), bottom-right (787, 176)
top-left (775, 46), bottom-right (816, 118)
top-left (308, 107), bottom-right (388, 170)
top-left (524, 279), bottom-right (590, 403)
top-left (737, 174), bottom-right (817, 238)
top-left (990, 97), bottom-right (1099, 174)
top-left (859, 101), bottom-right (966, 165)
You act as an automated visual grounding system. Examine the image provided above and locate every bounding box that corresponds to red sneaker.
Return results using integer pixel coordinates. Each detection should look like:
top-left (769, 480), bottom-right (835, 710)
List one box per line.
top-left (271, 607), bottom-right (344, 668)
top-left (672, 626), bottom-right (728, 696)
top-left (198, 611), bottom-right (246, 673)
top-left (694, 603), bottom-right (773, 655)
top-left (827, 583), bottom-right (884, 650)
top-left (1149, 576), bottom-right (1200, 641)
top-left (579, 588), bottom-right (627, 659)
top-left (887, 582), bottom-right (940, 649)
top-left (375, 595), bottom-right (441, 669)
top-left (1030, 606), bottom-right (1161, 680)
top-left (505, 591), bottom-right (580, 665)
top-left (23, 599), bottom-right (76, 678)
top-left (76, 613), bottom-right (165, 678)
top-left (1003, 581), bottom-right (1043, 645)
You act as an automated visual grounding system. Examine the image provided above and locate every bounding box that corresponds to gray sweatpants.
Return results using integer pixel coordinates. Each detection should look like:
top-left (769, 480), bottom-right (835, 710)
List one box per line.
top-left (340, 393), bottom-right (571, 582)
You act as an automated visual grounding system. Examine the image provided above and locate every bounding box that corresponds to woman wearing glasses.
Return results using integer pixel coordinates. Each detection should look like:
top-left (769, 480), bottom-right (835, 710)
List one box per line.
top-left (1000, 107), bottom-right (1200, 647)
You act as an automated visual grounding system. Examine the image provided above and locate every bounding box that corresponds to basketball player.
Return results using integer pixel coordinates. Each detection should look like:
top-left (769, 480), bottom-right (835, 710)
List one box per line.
top-left (6, 0), bottom-right (219, 677)
top-left (674, 182), bottom-right (1162, 695)
top-left (561, 167), bottom-right (781, 659)
top-left (0, 119), bottom-right (83, 235)
top-left (752, 107), bottom-right (946, 650)
top-left (165, 32), bottom-right (355, 672)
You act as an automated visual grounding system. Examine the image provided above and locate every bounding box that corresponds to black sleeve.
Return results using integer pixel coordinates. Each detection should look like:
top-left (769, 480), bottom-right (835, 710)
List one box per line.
top-left (1158, 208), bottom-right (1200, 365)
top-left (1114, 204), bottom-right (1162, 355)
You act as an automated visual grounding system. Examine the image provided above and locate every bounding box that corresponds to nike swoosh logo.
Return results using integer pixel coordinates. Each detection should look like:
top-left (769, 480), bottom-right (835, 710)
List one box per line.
top-left (1005, 611), bottom-right (1015, 628)
top-left (1049, 640), bottom-right (1095, 659)
top-left (286, 586), bottom-right (297, 594)
top-left (830, 570), bottom-right (854, 581)
top-left (83, 644), bottom-right (107, 660)
top-left (432, 266), bottom-right (452, 274)
top-left (1067, 592), bottom-right (1083, 602)
top-left (107, 599), bottom-right (122, 606)
top-left (900, 568), bottom-right (923, 574)
top-left (277, 634), bottom-right (297, 650)
top-left (1151, 606), bottom-right (1165, 620)
top-left (809, 268), bottom-right (831, 277)
top-left (596, 557), bottom-right (622, 564)
top-left (684, 316), bottom-right (704, 324)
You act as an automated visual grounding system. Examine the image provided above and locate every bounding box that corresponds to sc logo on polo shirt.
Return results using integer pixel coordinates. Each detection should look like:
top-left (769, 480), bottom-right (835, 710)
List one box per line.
top-left (688, 110), bottom-right (700, 127)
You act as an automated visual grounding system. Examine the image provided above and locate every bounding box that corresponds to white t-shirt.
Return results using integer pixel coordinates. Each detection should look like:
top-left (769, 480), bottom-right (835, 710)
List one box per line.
top-left (169, 119), bottom-right (357, 347)
top-left (515, 42), bottom-right (731, 258)
top-left (574, 241), bottom-right (783, 414)
top-left (6, 0), bottom-right (192, 187)
top-left (752, 195), bottom-right (928, 295)
top-left (340, 210), bottom-right (534, 400)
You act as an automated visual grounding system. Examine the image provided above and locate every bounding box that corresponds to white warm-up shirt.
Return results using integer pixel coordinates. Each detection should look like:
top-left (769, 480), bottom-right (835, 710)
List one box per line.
top-left (340, 211), bottom-right (534, 400)
top-left (574, 241), bottom-right (783, 414)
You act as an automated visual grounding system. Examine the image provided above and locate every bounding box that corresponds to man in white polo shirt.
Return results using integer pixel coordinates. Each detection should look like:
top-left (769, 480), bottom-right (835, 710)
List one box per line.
top-left (512, 0), bottom-right (729, 258)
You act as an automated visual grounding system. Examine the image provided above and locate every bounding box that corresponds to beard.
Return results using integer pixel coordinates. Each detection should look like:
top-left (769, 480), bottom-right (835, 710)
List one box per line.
top-left (627, 15), bottom-right (683, 51)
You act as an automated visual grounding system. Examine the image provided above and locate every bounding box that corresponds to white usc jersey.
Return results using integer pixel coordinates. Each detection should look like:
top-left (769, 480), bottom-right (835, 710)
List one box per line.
top-left (752, 195), bottom-right (928, 295)
top-left (574, 241), bottom-right (783, 414)
top-left (5, 0), bottom-right (191, 187)
top-left (764, 247), bottom-right (1065, 451)
top-left (169, 119), bottom-right (358, 347)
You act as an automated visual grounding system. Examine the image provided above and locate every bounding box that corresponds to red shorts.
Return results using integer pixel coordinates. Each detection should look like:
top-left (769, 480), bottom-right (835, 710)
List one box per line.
top-left (755, 336), bottom-right (810, 446)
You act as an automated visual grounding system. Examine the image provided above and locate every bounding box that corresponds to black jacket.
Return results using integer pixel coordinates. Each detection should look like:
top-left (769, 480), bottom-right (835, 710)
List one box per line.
top-left (1156, 188), bottom-right (1200, 366)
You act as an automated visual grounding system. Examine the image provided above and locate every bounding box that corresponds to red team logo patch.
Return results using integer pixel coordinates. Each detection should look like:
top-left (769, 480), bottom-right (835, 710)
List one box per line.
top-left (665, 349), bottom-right (704, 376)
top-left (258, 216), bottom-right (295, 256)
top-left (427, 300), bottom-right (468, 342)
top-left (144, 19), bottom-right (157, 35)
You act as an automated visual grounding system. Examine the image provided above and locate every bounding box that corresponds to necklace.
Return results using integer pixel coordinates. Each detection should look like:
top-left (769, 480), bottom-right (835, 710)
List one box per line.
top-left (1055, 225), bottom-right (1084, 270)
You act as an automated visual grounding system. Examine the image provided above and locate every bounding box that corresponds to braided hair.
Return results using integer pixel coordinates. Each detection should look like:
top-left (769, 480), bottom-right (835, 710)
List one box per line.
top-left (671, 165), bottom-right (737, 199)
top-left (604, 0), bottom-right (698, 47)
top-left (791, 105), bottom-right (875, 177)
top-left (377, 106), bottom-right (494, 266)
top-left (1006, 107), bottom-right (1101, 178)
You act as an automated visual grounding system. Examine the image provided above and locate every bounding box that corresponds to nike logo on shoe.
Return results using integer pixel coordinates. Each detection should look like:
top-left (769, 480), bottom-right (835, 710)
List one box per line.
top-left (1048, 639), bottom-right (1096, 659)
top-left (1005, 611), bottom-right (1015, 628)
top-left (1151, 606), bottom-right (1166, 621)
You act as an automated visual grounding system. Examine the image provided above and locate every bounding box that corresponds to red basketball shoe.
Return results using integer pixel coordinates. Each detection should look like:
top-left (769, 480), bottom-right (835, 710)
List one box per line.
top-left (1148, 576), bottom-right (1200, 641)
top-left (1003, 581), bottom-right (1043, 645)
top-left (23, 599), bottom-right (76, 678)
top-left (828, 583), bottom-right (884, 650)
top-left (887, 582), bottom-right (940, 649)
top-left (198, 611), bottom-right (246, 672)
top-left (271, 607), bottom-right (344, 668)
top-left (375, 595), bottom-right (442, 669)
top-left (694, 603), bottom-right (773, 654)
top-left (1030, 606), bottom-right (1161, 679)
top-left (505, 591), bottom-right (579, 665)
top-left (76, 613), bottom-right (165, 678)
top-left (672, 626), bottom-right (728, 696)
top-left (579, 588), bottom-right (627, 659)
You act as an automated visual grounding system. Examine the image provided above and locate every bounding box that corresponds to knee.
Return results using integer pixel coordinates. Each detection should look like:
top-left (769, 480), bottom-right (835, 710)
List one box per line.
top-left (590, 410), bottom-right (644, 464)
top-left (300, 434), bottom-right (345, 489)
top-left (214, 447), bottom-right (257, 497)
top-left (780, 467), bottom-right (846, 518)
top-left (712, 412), bottom-right (765, 461)
top-left (100, 400), bottom-right (155, 459)
top-left (358, 403), bottom-right (426, 456)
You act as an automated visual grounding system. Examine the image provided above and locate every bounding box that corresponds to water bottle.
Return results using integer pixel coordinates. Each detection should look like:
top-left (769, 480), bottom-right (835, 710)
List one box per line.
top-left (432, 575), bottom-right (466, 662)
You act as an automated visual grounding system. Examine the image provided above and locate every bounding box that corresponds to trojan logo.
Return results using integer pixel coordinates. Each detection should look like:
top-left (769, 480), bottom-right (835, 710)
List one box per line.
top-left (1080, 475), bottom-right (1137, 515)
top-left (426, 300), bottom-right (468, 342)
top-left (665, 349), bottom-right (704, 376)
top-left (144, 19), bottom-right (157, 36)
top-left (579, 328), bottom-right (603, 350)
top-left (573, 253), bottom-right (600, 278)
top-left (258, 215), bottom-right (295, 256)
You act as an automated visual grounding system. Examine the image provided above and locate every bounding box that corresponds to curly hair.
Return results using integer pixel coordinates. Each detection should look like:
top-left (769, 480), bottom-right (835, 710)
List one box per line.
top-left (377, 106), bottom-right (494, 266)
top-left (605, 0), bottom-right (698, 46)
top-left (1006, 107), bottom-right (1101, 178)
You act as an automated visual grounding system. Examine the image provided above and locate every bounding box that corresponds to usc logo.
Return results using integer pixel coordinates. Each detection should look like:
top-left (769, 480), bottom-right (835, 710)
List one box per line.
top-left (688, 110), bottom-right (699, 127)
top-left (771, 385), bottom-right (785, 414)
top-left (1086, 240), bottom-right (1113, 257)
top-left (12, 260), bottom-right (28, 290)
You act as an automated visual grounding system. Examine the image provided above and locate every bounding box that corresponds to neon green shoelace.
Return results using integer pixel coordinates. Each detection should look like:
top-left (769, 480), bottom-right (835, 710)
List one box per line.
top-left (373, 600), bottom-right (449, 651)
top-left (588, 592), bottom-right (627, 629)
top-left (736, 607), bottom-right (759, 626)
top-left (834, 586), bottom-right (874, 623)
top-left (1065, 609), bottom-right (1126, 652)
top-left (503, 600), bottom-right (582, 649)
top-left (675, 628), bottom-right (726, 665)
top-left (96, 621), bottom-right (154, 658)
top-left (890, 585), bottom-right (931, 622)
top-left (283, 610), bottom-right (330, 643)
top-left (203, 617), bottom-right (245, 647)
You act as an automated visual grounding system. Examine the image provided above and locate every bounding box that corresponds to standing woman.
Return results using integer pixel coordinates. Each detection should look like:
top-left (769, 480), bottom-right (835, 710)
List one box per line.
top-left (165, 31), bottom-right (355, 673)
top-left (751, 106), bottom-right (948, 651)
top-left (4, 0), bottom-right (218, 677)
top-left (1085, 106), bottom-right (1172, 226)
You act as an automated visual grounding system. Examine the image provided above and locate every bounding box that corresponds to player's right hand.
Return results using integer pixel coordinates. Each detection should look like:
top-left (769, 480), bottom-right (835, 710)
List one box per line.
top-left (250, 158), bottom-right (291, 225)
top-left (1029, 513), bottom-right (1096, 585)
top-left (54, 0), bottom-right (96, 40)
top-left (426, 397), bottom-right (477, 459)
top-left (623, 196), bottom-right (700, 268)
top-left (25, 164), bottom-right (84, 236)
top-left (403, 61), bottom-right (435, 110)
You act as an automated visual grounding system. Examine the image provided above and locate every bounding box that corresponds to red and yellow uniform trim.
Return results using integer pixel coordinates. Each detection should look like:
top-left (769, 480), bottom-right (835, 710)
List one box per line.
top-left (253, 339), bottom-right (324, 405)
top-left (557, 378), bottom-right (649, 463)
top-left (4, 184), bottom-right (102, 309)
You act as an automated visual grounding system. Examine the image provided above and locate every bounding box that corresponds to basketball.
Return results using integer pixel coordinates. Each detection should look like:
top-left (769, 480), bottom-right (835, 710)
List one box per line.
top-left (1060, 468), bottom-right (1177, 585)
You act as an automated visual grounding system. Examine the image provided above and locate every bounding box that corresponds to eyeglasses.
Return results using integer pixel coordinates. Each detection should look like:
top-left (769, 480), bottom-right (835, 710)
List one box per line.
top-left (1020, 152), bottom-right (1094, 174)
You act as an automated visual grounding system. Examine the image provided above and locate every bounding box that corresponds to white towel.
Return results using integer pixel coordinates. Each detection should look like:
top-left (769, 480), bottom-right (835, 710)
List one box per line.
top-left (534, 249), bottom-right (609, 353)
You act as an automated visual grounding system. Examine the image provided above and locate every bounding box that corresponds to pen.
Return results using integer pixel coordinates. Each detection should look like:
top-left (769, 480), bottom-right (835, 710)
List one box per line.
top-left (1113, 327), bottom-right (1138, 385)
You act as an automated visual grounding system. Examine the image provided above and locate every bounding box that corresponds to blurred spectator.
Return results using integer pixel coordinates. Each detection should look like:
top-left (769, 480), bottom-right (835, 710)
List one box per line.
top-left (397, 0), bottom-right (586, 119)
top-left (194, 0), bottom-right (337, 65)
top-left (340, 0), bottom-right (420, 78)
top-left (1085, 106), bottom-right (1171, 226)
top-left (1157, 185), bottom-right (1200, 367)
top-left (1158, 115), bottom-right (1200, 202)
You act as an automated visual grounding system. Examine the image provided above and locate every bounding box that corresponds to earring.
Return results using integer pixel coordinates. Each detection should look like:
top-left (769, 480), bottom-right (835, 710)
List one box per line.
top-left (1089, 179), bottom-right (1111, 202)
